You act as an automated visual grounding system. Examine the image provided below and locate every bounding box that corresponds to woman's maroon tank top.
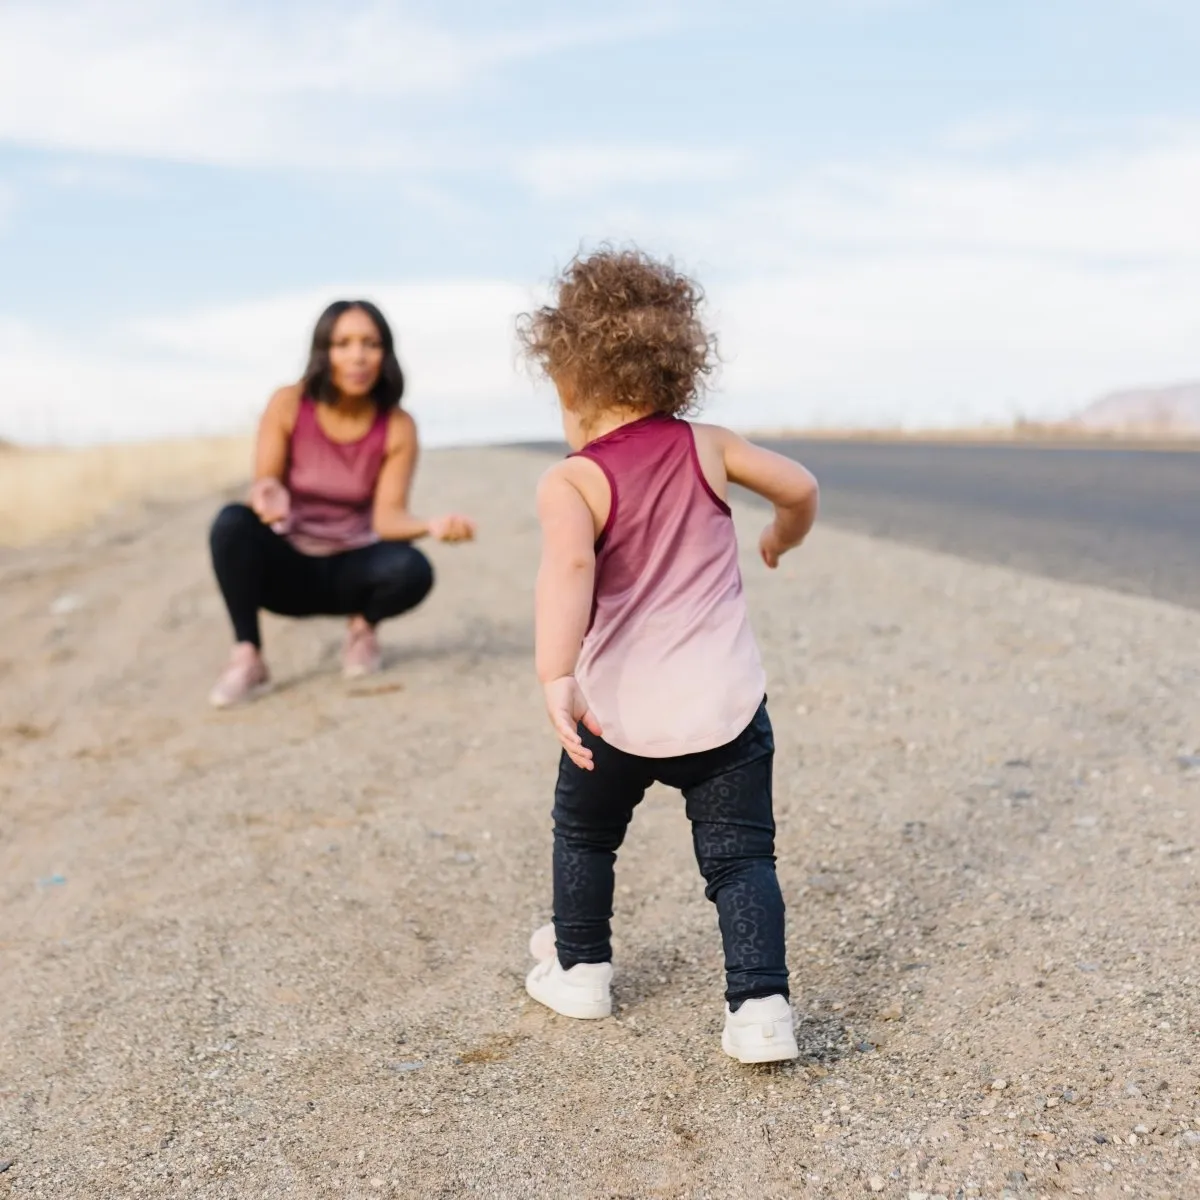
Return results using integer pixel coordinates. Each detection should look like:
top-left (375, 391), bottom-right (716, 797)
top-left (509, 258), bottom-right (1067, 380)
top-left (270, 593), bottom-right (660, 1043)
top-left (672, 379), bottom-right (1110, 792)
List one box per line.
top-left (284, 398), bottom-right (389, 556)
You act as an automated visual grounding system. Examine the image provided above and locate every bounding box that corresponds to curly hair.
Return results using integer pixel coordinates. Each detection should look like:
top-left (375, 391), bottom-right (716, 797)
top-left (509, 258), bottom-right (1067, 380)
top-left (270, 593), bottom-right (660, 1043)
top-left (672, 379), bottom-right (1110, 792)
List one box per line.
top-left (517, 246), bottom-right (717, 418)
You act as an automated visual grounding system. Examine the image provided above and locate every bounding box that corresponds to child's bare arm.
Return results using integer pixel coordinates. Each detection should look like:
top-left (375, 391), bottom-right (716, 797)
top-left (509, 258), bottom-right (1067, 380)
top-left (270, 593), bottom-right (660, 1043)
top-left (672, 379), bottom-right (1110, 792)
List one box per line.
top-left (535, 463), bottom-right (603, 767)
top-left (720, 431), bottom-right (819, 568)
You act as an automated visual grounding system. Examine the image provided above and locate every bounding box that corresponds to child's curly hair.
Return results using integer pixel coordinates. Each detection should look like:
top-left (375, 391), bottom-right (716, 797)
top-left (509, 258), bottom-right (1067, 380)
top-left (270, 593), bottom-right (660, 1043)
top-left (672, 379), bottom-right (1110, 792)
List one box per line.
top-left (517, 246), bottom-right (717, 418)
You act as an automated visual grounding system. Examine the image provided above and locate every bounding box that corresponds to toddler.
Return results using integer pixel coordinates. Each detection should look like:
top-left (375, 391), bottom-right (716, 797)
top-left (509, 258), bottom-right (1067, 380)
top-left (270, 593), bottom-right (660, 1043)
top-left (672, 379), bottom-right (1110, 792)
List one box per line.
top-left (517, 247), bottom-right (818, 1063)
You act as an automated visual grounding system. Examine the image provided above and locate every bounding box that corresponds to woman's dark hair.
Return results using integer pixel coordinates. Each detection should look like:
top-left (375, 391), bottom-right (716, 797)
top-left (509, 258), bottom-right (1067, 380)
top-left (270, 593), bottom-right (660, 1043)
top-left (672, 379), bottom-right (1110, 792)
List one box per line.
top-left (302, 300), bottom-right (405, 410)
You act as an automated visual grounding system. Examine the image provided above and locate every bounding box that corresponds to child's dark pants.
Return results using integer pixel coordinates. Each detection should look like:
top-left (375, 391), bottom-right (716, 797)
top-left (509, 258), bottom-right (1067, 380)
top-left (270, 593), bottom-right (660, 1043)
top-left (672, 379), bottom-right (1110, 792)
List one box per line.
top-left (551, 700), bottom-right (789, 1008)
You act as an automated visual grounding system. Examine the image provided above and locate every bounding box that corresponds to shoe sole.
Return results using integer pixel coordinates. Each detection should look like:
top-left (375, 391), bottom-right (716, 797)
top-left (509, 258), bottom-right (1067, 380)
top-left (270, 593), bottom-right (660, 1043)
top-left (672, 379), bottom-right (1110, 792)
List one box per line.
top-left (721, 1029), bottom-right (799, 1064)
top-left (342, 661), bottom-right (382, 680)
top-left (525, 980), bottom-right (612, 1020)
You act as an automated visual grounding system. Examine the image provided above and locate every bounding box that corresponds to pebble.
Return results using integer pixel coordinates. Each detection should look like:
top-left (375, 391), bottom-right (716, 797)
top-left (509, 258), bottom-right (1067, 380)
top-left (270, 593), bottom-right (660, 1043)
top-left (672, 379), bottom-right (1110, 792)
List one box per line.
top-left (1123, 1082), bottom-right (1143, 1098)
top-left (370, 1179), bottom-right (385, 1190)
top-left (49, 593), bottom-right (85, 616)
top-left (1007, 1171), bottom-right (1027, 1186)
top-left (868, 1176), bottom-right (885, 1193)
top-left (991, 1078), bottom-right (1008, 1091)
top-left (879, 1001), bottom-right (904, 1021)
top-left (1181, 1131), bottom-right (1200, 1146)
top-left (1063, 1089), bottom-right (1079, 1103)
top-left (1134, 1124), bottom-right (1149, 1135)
top-left (0, 1161), bottom-right (12, 1174)
top-left (388, 1061), bottom-right (424, 1073)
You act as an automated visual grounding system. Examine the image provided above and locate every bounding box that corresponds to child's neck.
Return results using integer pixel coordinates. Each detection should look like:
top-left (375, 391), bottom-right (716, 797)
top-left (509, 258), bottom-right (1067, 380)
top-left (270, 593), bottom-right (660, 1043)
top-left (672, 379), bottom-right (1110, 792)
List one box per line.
top-left (579, 405), bottom-right (658, 446)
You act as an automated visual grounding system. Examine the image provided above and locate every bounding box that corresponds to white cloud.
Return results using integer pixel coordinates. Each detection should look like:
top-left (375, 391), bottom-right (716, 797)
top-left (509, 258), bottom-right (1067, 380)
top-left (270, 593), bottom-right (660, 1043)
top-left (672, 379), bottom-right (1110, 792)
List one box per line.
top-left (518, 146), bottom-right (747, 200)
top-left (0, 285), bottom-right (560, 447)
top-left (4, 125), bottom-right (1200, 444)
top-left (565, 128), bottom-right (1200, 428)
top-left (0, 0), bottom-right (676, 167)
top-left (672, 132), bottom-right (1200, 266)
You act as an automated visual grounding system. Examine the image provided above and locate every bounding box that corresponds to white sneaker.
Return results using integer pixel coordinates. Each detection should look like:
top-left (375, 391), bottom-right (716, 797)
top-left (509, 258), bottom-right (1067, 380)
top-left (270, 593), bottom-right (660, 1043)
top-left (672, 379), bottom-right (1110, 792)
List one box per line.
top-left (721, 995), bottom-right (798, 1063)
top-left (525, 956), bottom-right (613, 1020)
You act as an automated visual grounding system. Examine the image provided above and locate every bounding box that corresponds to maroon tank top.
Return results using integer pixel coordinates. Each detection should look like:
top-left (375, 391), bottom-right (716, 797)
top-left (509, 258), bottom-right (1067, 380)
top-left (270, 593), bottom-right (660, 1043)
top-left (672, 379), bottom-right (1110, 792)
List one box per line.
top-left (283, 398), bottom-right (389, 556)
top-left (573, 415), bottom-right (766, 757)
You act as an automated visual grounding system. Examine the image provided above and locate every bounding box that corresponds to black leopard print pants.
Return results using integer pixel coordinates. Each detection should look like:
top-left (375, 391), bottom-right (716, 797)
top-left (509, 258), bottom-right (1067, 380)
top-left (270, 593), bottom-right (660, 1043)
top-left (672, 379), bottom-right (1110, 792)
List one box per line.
top-left (551, 700), bottom-right (788, 1007)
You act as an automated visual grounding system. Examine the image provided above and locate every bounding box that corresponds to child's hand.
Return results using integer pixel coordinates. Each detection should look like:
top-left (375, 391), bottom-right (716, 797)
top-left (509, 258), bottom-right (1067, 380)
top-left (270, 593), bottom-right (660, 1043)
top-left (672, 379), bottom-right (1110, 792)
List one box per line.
top-left (543, 675), bottom-right (602, 770)
top-left (251, 478), bottom-right (291, 527)
top-left (428, 514), bottom-right (476, 543)
top-left (759, 523), bottom-right (791, 569)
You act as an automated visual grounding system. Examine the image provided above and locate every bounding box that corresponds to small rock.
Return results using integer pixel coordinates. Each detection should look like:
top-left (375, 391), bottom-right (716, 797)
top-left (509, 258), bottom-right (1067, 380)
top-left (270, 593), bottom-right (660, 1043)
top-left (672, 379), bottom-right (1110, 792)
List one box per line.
top-left (388, 1060), bottom-right (423, 1073)
top-left (1177, 755), bottom-right (1200, 771)
top-left (1007, 1171), bottom-right (1027, 1185)
top-left (868, 1177), bottom-right (885, 1194)
top-left (49, 593), bottom-right (84, 616)
top-left (1093, 1132), bottom-right (1109, 1144)
top-left (1123, 1082), bottom-right (1143, 1098)
top-left (807, 874), bottom-right (840, 895)
top-left (1063, 1089), bottom-right (1079, 1103)
top-left (1134, 1124), bottom-right (1149, 1135)
top-left (370, 1179), bottom-right (385, 1190)
top-left (907, 1193), bottom-right (930, 1200)
top-left (991, 1078), bottom-right (1008, 1091)
top-left (879, 1001), bottom-right (904, 1021)
top-left (1127, 1133), bottom-right (1138, 1145)
top-left (1180, 1130), bottom-right (1200, 1146)
top-left (453, 851), bottom-right (474, 864)
top-left (0, 1161), bottom-right (12, 1174)
top-left (1076, 962), bottom-right (1100, 973)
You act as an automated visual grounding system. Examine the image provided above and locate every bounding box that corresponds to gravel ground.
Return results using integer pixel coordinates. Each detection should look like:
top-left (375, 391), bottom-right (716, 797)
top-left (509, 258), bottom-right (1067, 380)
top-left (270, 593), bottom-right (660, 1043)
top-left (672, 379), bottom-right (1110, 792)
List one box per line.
top-left (1, 447), bottom-right (1197, 1199)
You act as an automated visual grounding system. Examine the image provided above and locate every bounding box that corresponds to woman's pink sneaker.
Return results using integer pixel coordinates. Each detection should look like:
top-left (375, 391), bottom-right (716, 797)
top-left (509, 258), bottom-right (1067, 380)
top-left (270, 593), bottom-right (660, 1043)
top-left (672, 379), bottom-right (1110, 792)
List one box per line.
top-left (342, 623), bottom-right (382, 678)
top-left (208, 644), bottom-right (270, 708)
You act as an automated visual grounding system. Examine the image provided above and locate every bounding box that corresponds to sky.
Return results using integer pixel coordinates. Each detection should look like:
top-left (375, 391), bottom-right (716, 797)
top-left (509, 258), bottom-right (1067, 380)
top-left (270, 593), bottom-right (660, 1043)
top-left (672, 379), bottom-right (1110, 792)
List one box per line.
top-left (1, 0), bottom-right (1199, 445)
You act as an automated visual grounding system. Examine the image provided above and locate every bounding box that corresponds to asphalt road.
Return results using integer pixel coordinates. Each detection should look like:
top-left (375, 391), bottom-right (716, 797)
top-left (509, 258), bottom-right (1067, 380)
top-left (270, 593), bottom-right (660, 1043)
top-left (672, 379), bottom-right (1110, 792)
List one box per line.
top-left (755, 440), bottom-right (1200, 611)
top-left (524, 438), bottom-right (1200, 610)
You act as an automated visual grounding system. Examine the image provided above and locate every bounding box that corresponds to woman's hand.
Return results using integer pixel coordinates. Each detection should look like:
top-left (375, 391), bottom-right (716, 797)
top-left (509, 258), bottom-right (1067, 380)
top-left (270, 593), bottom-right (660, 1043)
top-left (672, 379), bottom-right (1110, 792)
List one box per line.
top-left (250, 478), bottom-right (291, 527)
top-left (427, 513), bottom-right (476, 544)
top-left (542, 675), bottom-right (601, 770)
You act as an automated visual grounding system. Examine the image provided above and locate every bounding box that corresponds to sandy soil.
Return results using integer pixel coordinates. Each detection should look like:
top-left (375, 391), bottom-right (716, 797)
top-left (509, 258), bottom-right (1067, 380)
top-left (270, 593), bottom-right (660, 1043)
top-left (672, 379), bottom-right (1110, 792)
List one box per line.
top-left (1, 448), bottom-right (1198, 1200)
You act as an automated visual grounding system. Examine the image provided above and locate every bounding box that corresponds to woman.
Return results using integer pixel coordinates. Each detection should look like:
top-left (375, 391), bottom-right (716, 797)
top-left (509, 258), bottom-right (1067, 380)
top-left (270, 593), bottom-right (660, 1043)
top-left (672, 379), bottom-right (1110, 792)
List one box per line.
top-left (208, 300), bottom-right (475, 707)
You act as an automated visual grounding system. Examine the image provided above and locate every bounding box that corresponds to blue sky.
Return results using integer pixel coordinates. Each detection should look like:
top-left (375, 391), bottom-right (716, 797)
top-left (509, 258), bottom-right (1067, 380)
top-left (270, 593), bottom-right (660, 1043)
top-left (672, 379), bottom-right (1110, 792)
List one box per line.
top-left (1, 0), bottom-right (1198, 444)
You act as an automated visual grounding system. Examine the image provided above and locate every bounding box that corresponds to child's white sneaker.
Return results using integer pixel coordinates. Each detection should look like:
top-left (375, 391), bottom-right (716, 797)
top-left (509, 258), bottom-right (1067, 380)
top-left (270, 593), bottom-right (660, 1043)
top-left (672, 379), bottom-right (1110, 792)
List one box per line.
top-left (525, 956), bottom-right (613, 1020)
top-left (721, 994), bottom-right (798, 1063)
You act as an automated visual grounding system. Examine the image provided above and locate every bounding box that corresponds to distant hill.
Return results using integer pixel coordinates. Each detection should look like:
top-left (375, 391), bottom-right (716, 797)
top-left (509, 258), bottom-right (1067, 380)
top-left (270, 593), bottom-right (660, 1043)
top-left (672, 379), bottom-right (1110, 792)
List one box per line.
top-left (1070, 381), bottom-right (1200, 434)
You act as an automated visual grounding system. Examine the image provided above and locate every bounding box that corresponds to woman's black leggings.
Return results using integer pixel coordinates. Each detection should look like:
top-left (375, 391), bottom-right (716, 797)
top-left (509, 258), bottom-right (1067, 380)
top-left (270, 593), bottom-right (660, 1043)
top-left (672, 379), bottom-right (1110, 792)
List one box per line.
top-left (209, 503), bottom-right (434, 647)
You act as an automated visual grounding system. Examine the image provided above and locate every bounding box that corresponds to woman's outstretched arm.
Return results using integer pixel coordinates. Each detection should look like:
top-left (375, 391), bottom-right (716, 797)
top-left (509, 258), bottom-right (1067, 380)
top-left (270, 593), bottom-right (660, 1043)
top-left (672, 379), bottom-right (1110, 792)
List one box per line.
top-left (372, 410), bottom-right (475, 543)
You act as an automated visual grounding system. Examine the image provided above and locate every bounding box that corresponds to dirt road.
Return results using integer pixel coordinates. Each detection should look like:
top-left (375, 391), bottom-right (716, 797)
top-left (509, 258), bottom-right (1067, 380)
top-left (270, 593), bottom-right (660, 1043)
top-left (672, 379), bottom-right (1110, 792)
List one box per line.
top-left (1, 449), bottom-right (1198, 1198)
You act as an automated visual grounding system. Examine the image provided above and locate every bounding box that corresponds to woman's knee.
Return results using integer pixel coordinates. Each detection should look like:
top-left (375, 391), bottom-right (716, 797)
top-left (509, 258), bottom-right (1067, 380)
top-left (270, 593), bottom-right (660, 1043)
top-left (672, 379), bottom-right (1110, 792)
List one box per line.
top-left (210, 502), bottom-right (259, 552)
top-left (376, 543), bottom-right (434, 599)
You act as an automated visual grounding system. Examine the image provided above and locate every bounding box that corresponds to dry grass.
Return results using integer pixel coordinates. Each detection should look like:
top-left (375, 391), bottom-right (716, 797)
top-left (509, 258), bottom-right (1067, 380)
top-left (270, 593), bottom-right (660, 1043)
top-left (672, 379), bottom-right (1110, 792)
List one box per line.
top-left (0, 435), bottom-right (252, 547)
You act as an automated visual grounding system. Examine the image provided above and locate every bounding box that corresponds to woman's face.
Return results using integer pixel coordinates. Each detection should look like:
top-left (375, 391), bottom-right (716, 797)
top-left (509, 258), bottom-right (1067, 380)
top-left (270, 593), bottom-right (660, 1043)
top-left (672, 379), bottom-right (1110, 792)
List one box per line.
top-left (328, 308), bottom-right (384, 400)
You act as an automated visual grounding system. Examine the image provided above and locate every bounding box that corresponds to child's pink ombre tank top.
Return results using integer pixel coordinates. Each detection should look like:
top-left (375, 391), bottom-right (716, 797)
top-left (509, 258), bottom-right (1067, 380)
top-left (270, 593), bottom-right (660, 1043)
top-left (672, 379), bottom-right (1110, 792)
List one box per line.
top-left (284, 398), bottom-right (388, 556)
top-left (574, 415), bottom-right (766, 758)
